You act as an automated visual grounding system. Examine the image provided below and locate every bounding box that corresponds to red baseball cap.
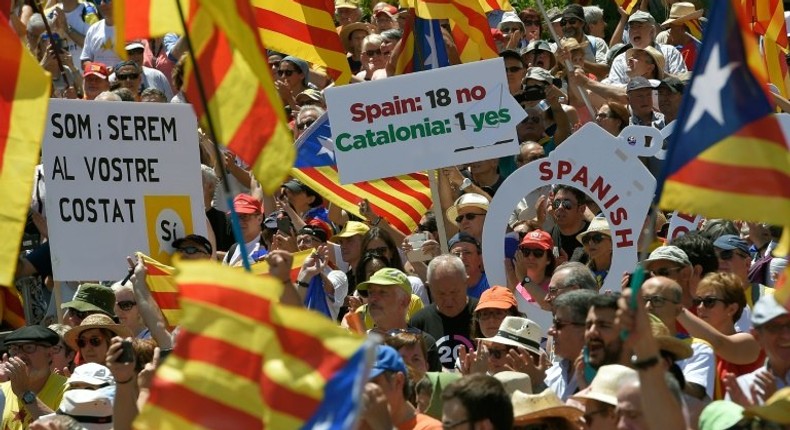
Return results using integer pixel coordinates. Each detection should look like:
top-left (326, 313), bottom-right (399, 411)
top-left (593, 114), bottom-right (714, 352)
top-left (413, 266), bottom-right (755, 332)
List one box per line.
top-left (233, 193), bottom-right (262, 214)
top-left (83, 62), bottom-right (109, 80)
top-left (475, 286), bottom-right (517, 312)
top-left (519, 229), bottom-right (553, 251)
top-left (374, 3), bottom-right (398, 16)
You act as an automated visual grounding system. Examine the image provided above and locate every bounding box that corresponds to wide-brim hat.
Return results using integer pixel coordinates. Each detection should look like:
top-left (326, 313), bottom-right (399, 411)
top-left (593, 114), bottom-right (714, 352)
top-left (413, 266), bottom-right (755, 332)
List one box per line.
top-left (446, 193), bottom-right (489, 226)
top-left (661, 2), bottom-right (704, 28)
top-left (576, 216), bottom-right (611, 243)
top-left (55, 388), bottom-right (113, 430)
top-left (512, 388), bottom-right (584, 425)
top-left (571, 364), bottom-right (637, 406)
top-left (65, 314), bottom-right (132, 350)
top-left (339, 22), bottom-right (374, 53)
top-left (626, 46), bottom-right (665, 80)
top-left (480, 316), bottom-right (542, 356)
top-left (649, 314), bottom-right (692, 360)
top-left (61, 283), bottom-right (116, 317)
top-left (495, 371), bottom-right (532, 396)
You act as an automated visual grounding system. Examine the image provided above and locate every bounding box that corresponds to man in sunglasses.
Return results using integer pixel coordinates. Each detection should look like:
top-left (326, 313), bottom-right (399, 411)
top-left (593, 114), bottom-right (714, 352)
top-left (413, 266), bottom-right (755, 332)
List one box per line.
top-left (549, 185), bottom-right (590, 264)
top-left (545, 289), bottom-right (596, 400)
top-left (445, 193), bottom-right (489, 243)
top-left (557, 4), bottom-right (610, 79)
top-left (122, 40), bottom-right (174, 100)
top-left (111, 59), bottom-right (142, 100)
top-left (641, 245), bottom-right (694, 298)
top-left (0, 326), bottom-right (67, 429)
top-left (172, 234), bottom-right (212, 260)
top-left (714, 234), bottom-right (775, 332)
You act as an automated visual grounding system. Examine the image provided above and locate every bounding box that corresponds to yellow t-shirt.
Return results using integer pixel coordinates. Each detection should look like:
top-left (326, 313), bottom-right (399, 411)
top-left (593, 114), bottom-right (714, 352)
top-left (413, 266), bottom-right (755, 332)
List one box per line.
top-left (1, 373), bottom-right (67, 430)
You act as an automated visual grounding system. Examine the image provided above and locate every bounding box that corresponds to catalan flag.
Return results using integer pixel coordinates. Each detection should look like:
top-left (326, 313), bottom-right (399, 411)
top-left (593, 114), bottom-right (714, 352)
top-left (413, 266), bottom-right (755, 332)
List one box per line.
top-left (394, 14), bottom-right (451, 75)
top-left (616, 0), bottom-right (639, 15)
top-left (406, 0), bottom-right (498, 61)
top-left (1, 287), bottom-right (25, 329)
top-left (743, 0), bottom-right (788, 50)
top-left (250, 249), bottom-right (311, 283)
top-left (135, 261), bottom-right (370, 429)
top-left (656, 0), bottom-right (790, 226)
top-left (0, 21), bottom-right (50, 287)
top-left (685, 18), bottom-right (704, 41)
top-left (184, 0), bottom-right (294, 195)
top-left (478, 0), bottom-right (511, 12)
top-left (138, 253), bottom-right (181, 329)
top-left (764, 37), bottom-right (790, 97)
top-left (112, 0), bottom-right (195, 59)
top-left (250, 0), bottom-right (352, 85)
top-left (291, 114), bottom-right (433, 235)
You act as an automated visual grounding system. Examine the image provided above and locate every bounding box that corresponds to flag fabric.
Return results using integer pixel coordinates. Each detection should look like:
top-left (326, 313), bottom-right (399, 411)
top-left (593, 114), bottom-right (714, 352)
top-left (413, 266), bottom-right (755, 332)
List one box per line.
top-left (0, 22), bottom-right (51, 287)
top-left (395, 14), bottom-right (451, 74)
top-left (250, 0), bottom-right (352, 85)
top-left (685, 18), bottom-right (704, 41)
top-left (407, 0), bottom-right (498, 61)
top-left (137, 253), bottom-right (181, 329)
top-left (743, 0), bottom-right (788, 50)
top-left (763, 37), bottom-right (790, 97)
top-left (134, 260), bottom-right (370, 429)
top-left (616, 0), bottom-right (639, 15)
top-left (1, 287), bottom-right (25, 329)
top-left (251, 249), bottom-right (311, 283)
top-left (184, 1), bottom-right (294, 195)
top-left (478, 0), bottom-right (511, 12)
top-left (775, 263), bottom-right (789, 311)
top-left (657, 0), bottom-right (790, 226)
top-left (112, 0), bottom-right (194, 59)
top-left (291, 114), bottom-right (433, 235)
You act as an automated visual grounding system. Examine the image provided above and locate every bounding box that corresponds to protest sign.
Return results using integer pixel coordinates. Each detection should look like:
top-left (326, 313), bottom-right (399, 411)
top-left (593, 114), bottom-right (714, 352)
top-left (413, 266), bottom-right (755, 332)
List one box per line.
top-left (324, 58), bottom-right (526, 184)
top-left (667, 211), bottom-right (704, 241)
top-left (482, 123), bottom-right (658, 329)
top-left (42, 100), bottom-right (206, 281)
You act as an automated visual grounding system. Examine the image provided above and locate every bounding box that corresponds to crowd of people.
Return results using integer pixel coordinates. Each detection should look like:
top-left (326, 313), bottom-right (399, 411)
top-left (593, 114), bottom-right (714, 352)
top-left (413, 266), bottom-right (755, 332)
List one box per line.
top-left (5, 0), bottom-right (790, 428)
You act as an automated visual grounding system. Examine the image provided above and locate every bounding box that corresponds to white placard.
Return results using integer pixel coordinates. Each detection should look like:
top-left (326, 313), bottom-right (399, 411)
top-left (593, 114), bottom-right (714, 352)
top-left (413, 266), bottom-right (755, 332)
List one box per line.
top-left (667, 211), bottom-right (703, 241)
top-left (324, 58), bottom-right (526, 184)
top-left (42, 100), bottom-right (207, 281)
top-left (482, 123), bottom-right (658, 330)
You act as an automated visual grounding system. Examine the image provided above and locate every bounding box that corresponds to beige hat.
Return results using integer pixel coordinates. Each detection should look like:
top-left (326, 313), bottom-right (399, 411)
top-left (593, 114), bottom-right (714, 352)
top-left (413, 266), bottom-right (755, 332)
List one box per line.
top-left (65, 314), bottom-right (132, 350)
top-left (338, 22), bottom-right (374, 52)
top-left (494, 371), bottom-right (532, 396)
top-left (571, 364), bottom-right (637, 406)
top-left (650, 314), bottom-right (693, 360)
top-left (559, 36), bottom-right (589, 52)
top-left (446, 193), bottom-right (489, 226)
top-left (512, 389), bottom-right (584, 425)
top-left (661, 2), bottom-right (704, 28)
top-left (576, 216), bottom-right (611, 243)
top-left (626, 46), bottom-right (666, 80)
top-left (480, 316), bottom-right (543, 356)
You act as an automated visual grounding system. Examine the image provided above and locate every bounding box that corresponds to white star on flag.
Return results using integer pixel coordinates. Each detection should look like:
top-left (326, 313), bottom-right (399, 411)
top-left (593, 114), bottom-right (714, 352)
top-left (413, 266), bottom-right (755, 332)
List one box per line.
top-left (683, 43), bottom-right (738, 132)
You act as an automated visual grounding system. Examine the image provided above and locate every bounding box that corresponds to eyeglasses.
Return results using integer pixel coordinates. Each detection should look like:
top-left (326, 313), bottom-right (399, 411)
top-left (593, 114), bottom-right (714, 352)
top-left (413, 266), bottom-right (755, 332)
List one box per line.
top-left (552, 319), bottom-right (585, 330)
top-left (523, 20), bottom-right (541, 26)
top-left (548, 284), bottom-right (576, 295)
top-left (443, 419), bottom-right (470, 430)
top-left (51, 344), bottom-right (65, 353)
top-left (506, 66), bottom-right (524, 74)
top-left (178, 246), bottom-right (208, 255)
top-left (488, 345), bottom-right (514, 359)
top-left (364, 48), bottom-right (384, 57)
top-left (552, 199), bottom-right (575, 210)
top-left (277, 69), bottom-right (296, 77)
top-left (7, 344), bottom-right (44, 355)
top-left (116, 300), bottom-right (137, 311)
top-left (648, 266), bottom-right (684, 278)
top-left (455, 213), bottom-right (485, 223)
top-left (559, 18), bottom-right (580, 26)
top-left (66, 308), bottom-right (89, 320)
top-left (581, 232), bottom-right (609, 245)
top-left (77, 336), bottom-right (106, 349)
top-left (116, 73), bottom-right (139, 81)
top-left (760, 321), bottom-right (790, 335)
top-left (520, 248), bottom-right (546, 258)
top-left (500, 26), bottom-right (521, 34)
top-left (692, 296), bottom-right (726, 309)
top-left (367, 246), bottom-right (389, 256)
top-left (716, 249), bottom-right (750, 261)
top-left (643, 295), bottom-right (679, 308)
top-left (478, 309), bottom-right (509, 320)
top-left (451, 249), bottom-right (475, 258)
top-left (297, 120), bottom-right (316, 130)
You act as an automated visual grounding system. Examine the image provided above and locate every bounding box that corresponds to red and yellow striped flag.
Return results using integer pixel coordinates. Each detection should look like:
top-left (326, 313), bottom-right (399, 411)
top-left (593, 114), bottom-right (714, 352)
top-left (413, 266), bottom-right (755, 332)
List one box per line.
top-left (616, 0), bottom-right (639, 15)
top-left (251, 0), bottom-right (352, 85)
top-left (452, 21), bottom-right (490, 63)
top-left (478, 0), bottom-right (511, 12)
top-left (112, 0), bottom-right (195, 59)
top-left (1, 287), bottom-right (25, 329)
top-left (406, 0), bottom-right (498, 60)
top-left (185, 1), bottom-right (294, 195)
top-left (138, 253), bottom-right (181, 329)
top-left (743, 0), bottom-right (788, 50)
top-left (764, 38), bottom-right (790, 97)
top-left (250, 249), bottom-right (310, 283)
top-left (0, 21), bottom-right (50, 287)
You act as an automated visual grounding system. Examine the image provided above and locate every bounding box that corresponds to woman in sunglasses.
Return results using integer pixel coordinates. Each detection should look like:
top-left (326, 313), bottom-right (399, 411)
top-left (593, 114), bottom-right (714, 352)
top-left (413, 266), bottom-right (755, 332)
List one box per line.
top-left (508, 229), bottom-right (557, 311)
top-left (576, 216), bottom-right (612, 288)
top-left (112, 281), bottom-right (150, 339)
top-left (355, 34), bottom-right (390, 81)
top-left (65, 314), bottom-right (131, 365)
top-left (676, 272), bottom-right (764, 400)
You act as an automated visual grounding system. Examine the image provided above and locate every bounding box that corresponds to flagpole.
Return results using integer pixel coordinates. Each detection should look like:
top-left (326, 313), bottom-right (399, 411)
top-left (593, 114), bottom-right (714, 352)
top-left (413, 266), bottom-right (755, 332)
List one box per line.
top-left (534, 0), bottom-right (596, 119)
top-left (32, 0), bottom-right (72, 90)
top-left (428, 169), bottom-right (449, 255)
top-left (174, 1), bottom-right (252, 271)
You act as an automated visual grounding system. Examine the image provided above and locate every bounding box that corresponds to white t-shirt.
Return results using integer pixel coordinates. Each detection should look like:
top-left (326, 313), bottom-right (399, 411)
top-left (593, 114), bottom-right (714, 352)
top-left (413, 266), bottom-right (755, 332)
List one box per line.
top-left (603, 43), bottom-right (687, 86)
top-left (80, 20), bottom-right (121, 67)
top-left (677, 339), bottom-right (716, 399)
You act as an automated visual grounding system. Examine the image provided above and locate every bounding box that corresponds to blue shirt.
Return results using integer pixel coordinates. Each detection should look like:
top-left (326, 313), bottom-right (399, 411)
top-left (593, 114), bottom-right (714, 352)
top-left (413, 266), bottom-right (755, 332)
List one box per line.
top-left (467, 272), bottom-right (490, 299)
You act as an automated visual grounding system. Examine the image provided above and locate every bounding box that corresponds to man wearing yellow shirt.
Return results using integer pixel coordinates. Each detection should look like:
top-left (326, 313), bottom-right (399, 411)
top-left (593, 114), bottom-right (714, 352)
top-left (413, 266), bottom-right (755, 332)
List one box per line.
top-left (0, 326), bottom-right (67, 430)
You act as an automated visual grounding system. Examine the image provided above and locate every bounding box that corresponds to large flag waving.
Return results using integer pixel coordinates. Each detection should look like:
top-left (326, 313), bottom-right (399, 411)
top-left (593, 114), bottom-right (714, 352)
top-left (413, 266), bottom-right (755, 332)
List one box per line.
top-left (291, 114), bottom-right (433, 235)
top-left (743, 0), bottom-right (788, 49)
top-left (251, 0), bottom-right (352, 85)
top-left (395, 14), bottom-right (451, 74)
top-left (656, 0), bottom-right (790, 226)
top-left (405, 0), bottom-right (498, 61)
top-left (0, 22), bottom-right (51, 287)
top-left (112, 0), bottom-right (194, 59)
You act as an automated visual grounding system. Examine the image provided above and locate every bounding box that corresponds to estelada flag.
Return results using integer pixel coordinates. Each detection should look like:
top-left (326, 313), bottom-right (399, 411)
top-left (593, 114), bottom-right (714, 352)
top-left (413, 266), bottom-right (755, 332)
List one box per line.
top-left (0, 21), bottom-right (51, 287)
top-left (656, 0), bottom-right (790, 226)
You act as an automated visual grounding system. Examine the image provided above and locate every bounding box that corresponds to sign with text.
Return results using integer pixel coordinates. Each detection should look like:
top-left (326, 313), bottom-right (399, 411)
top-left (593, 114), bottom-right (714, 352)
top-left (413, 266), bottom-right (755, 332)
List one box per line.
top-left (42, 100), bottom-right (206, 281)
top-left (325, 58), bottom-right (526, 184)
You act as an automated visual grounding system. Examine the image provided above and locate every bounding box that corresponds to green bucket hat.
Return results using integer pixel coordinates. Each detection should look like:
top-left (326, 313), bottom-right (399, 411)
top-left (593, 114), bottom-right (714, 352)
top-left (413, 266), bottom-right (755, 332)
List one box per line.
top-left (356, 268), bottom-right (411, 296)
top-left (699, 400), bottom-right (744, 430)
top-left (60, 283), bottom-right (116, 317)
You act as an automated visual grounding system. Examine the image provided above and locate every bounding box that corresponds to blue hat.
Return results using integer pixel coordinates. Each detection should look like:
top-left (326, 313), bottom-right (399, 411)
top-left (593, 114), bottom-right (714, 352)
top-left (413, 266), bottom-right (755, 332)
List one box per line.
top-left (281, 56), bottom-right (309, 87)
top-left (713, 234), bottom-right (750, 254)
top-left (448, 232), bottom-right (481, 252)
top-left (369, 345), bottom-right (407, 379)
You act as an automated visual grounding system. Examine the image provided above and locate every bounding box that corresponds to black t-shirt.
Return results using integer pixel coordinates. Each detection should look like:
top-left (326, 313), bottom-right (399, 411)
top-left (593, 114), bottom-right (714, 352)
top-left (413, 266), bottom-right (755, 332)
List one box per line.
top-left (206, 207), bottom-right (234, 252)
top-left (551, 221), bottom-right (590, 264)
top-left (408, 299), bottom-right (479, 370)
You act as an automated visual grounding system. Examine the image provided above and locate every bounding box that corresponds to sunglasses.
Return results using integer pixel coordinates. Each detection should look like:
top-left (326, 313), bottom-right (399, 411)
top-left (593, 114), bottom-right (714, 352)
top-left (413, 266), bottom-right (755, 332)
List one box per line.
top-left (523, 20), bottom-right (541, 26)
top-left (297, 120), bottom-right (316, 130)
top-left (116, 300), bottom-right (137, 311)
top-left (559, 18), bottom-right (580, 26)
top-left (277, 69), bottom-right (296, 77)
top-left (505, 66), bottom-right (524, 74)
top-left (478, 309), bottom-right (508, 320)
top-left (77, 336), bottom-right (106, 349)
top-left (649, 266), bottom-right (683, 278)
top-left (692, 296), bottom-right (726, 309)
top-left (642, 295), bottom-right (678, 308)
top-left (66, 308), bottom-right (89, 320)
top-left (364, 48), bottom-right (384, 57)
top-left (455, 213), bottom-right (485, 223)
top-left (520, 116), bottom-right (541, 124)
top-left (500, 26), bottom-right (521, 34)
top-left (716, 249), bottom-right (749, 261)
top-left (116, 73), bottom-right (139, 81)
top-left (582, 232), bottom-right (608, 245)
top-left (552, 199), bottom-right (574, 210)
top-left (520, 248), bottom-right (546, 258)
top-left (488, 346), bottom-right (514, 359)
top-left (417, 224), bottom-right (432, 233)
top-left (178, 246), bottom-right (208, 255)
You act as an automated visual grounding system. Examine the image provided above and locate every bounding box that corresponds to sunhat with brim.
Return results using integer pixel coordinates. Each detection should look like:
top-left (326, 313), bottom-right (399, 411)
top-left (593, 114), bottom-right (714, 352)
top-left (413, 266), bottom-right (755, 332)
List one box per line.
top-left (61, 283), bottom-right (115, 317)
top-left (446, 193), bottom-right (489, 226)
top-left (571, 364), bottom-right (637, 406)
top-left (512, 389), bottom-right (584, 425)
top-left (626, 46), bottom-right (665, 80)
top-left (480, 316), bottom-right (542, 356)
top-left (495, 371), bottom-right (532, 396)
top-left (661, 2), bottom-right (704, 28)
top-left (65, 314), bottom-right (132, 350)
top-left (744, 387), bottom-right (790, 424)
top-left (54, 388), bottom-right (114, 430)
top-left (576, 216), bottom-right (611, 243)
top-left (649, 314), bottom-right (693, 360)
top-left (559, 37), bottom-right (589, 53)
top-left (339, 22), bottom-right (374, 52)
